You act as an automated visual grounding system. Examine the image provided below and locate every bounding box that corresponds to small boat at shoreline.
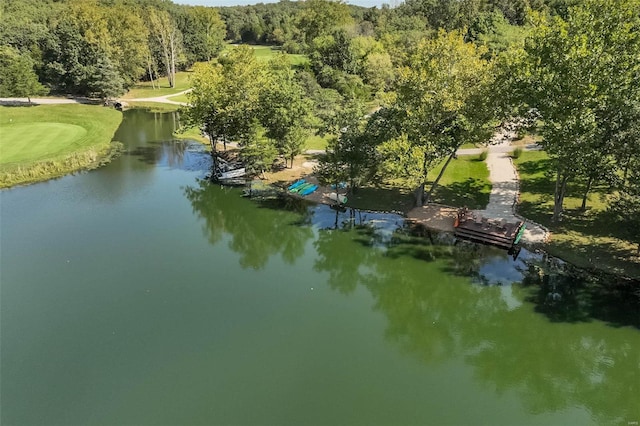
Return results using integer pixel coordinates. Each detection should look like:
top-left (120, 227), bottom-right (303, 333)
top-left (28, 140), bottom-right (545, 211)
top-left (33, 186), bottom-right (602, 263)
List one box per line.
top-left (217, 167), bottom-right (246, 180)
top-left (213, 155), bottom-right (247, 184)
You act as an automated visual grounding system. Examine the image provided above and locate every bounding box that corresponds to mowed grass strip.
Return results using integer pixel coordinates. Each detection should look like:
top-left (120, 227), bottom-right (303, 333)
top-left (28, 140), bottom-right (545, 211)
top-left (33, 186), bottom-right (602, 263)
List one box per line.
top-left (0, 104), bottom-right (123, 187)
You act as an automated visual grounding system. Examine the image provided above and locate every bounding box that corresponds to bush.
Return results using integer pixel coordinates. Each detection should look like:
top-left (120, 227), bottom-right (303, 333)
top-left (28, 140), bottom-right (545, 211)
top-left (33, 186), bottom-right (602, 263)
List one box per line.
top-left (478, 149), bottom-right (488, 161)
top-left (512, 147), bottom-right (523, 159)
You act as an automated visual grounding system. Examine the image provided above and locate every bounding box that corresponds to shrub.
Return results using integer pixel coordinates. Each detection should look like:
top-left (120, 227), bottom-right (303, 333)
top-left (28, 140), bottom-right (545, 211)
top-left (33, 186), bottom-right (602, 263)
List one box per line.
top-left (512, 147), bottom-right (523, 159)
top-left (478, 149), bottom-right (488, 161)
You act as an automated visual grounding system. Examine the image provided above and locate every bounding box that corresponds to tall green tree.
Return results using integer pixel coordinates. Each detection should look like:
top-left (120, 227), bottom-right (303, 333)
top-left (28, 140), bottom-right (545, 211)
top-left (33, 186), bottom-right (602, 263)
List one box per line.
top-left (260, 53), bottom-right (313, 167)
top-left (180, 6), bottom-right (226, 62)
top-left (240, 122), bottom-right (279, 178)
top-left (216, 45), bottom-right (266, 147)
top-left (183, 60), bottom-right (225, 153)
top-left (0, 46), bottom-right (48, 101)
top-left (148, 8), bottom-right (183, 88)
top-left (297, 0), bottom-right (354, 46)
top-left (185, 45), bottom-right (266, 172)
top-left (315, 99), bottom-right (378, 191)
top-left (105, 3), bottom-right (149, 88)
top-left (379, 30), bottom-right (498, 205)
top-left (504, 0), bottom-right (640, 221)
top-left (86, 55), bottom-right (124, 100)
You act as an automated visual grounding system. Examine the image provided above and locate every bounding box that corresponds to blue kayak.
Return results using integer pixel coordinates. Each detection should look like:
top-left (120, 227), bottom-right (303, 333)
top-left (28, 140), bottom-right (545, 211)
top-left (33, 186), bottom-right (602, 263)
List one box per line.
top-left (288, 179), bottom-right (306, 191)
top-left (291, 183), bottom-right (312, 193)
top-left (300, 184), bottom-right (318, 196)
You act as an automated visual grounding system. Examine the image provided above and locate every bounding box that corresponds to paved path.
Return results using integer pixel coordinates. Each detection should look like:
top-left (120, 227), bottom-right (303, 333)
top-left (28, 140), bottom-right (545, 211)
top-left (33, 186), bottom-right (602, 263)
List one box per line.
top-left (406, 128), bottom-right (548, 245)
top-left (120, 89), bottom-right (191, 106)
top-left (0, 97), bottom-right (88, 105)
top-left (1, 89), bottom-right (192, 107)
top-left (469, 130), bottom-right (548, 244)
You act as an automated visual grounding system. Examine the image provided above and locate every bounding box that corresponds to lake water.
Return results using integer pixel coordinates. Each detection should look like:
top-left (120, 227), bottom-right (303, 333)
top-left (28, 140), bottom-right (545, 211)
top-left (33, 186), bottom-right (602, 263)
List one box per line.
top-left (1, 109), bottom-right (638, 425)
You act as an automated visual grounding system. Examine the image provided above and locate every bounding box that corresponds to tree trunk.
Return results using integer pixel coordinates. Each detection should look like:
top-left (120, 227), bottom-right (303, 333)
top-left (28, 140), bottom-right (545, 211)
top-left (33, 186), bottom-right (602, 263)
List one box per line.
top-left (147, 58), bottom-right (156, 90)
top-left (415, 182), bottom-right (425, 207)
top-left (290, 154), bottom-right (294, 169)
top-left (415, 151), bottom-right (430, 207)
top-left (580, 175), bottom-right (593, 211)
top-left (207, 130), bottom-right (217, 154)
top-left (552, 170), bottom-right (569, 222)
top-left (425, 149), bottom-right (456, 204)
top-left (208, 130), bottom-right (219, 179)
top-left (623, 152), bottom-right (632, 185)
top-left (169, 32), bottom-right (176, 88)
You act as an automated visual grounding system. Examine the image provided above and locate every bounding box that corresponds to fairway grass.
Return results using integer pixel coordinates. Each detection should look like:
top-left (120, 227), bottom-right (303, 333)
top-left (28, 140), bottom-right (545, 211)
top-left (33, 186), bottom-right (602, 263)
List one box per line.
top-left (249, 45), bottom-right (309, 66)
top-left (0, 104), bottom-right (123, 188)
top-left (122, 71), bottom-right (193, 99)
top-left (1, 123), bottom-right (88, 164)
top-left (123, 46), bottom-right (308, 101)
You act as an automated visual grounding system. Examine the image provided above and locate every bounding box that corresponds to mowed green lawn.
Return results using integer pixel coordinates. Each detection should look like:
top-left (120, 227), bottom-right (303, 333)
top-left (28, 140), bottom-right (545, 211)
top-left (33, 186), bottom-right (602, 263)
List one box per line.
top-left (122, 70), bottom-right (193, 99)
top-left (1, 123), bottom-right (88, 165)
top-left (514, 150), bottom-right (640, 277)
top-left (124, 46), bottom-right (307, 101)
top-left (347, 155), bottom-right (491, 212)
top-left (426, 155), bottom-right (491, 209)
top-left (0, 104), bottom-right (122, 186)
top-left (249, 45), bottom-right (309, 66)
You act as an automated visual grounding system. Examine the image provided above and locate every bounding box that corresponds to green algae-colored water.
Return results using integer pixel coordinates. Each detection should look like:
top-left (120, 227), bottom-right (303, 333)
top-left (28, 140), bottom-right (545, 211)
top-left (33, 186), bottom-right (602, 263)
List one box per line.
top-left (1, 110), bottom-right (638, 425)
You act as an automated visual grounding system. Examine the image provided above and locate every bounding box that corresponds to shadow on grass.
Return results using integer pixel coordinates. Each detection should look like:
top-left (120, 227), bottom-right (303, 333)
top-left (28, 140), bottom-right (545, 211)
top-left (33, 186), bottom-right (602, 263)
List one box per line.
top-left (347, 186), bottom-right (415, 213)
top-left (431, 178), bottom-right (491, 210)
top-left (517, 158), bottom-right (552, 176)
top-left (0, 102), bottom-right (39, 108)
top-left (548, 232), bottom-right (640, 277)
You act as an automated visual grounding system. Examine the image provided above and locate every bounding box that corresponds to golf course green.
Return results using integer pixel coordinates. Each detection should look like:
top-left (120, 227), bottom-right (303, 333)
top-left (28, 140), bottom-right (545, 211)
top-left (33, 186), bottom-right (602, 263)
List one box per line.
top-left (0, 103), bottom-right (122, 187)
top-left (1, 123), bottom-right (88, 165)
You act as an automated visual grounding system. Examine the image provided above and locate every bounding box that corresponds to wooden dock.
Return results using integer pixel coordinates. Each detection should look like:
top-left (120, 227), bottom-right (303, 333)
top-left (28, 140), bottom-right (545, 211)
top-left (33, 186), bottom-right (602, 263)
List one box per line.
top-left (454, 208), bottom-right (525, 251)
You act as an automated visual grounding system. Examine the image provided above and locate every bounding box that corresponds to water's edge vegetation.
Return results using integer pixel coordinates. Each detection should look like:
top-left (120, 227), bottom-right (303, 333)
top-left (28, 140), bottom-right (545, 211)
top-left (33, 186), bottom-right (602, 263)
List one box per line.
top-left (0, 104), bottom-right (124, 188)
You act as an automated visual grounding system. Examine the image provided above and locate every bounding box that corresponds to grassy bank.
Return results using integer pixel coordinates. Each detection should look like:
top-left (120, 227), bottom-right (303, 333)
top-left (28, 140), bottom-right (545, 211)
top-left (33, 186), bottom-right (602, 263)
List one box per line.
top-left (122, 71), bottom-right (192, 99)
top-left (0, 104), bottom-right (123, 188)
top-left (514, 151), bottom-right (640, 278)
top-left (127, 102), bottom-right (182, 113)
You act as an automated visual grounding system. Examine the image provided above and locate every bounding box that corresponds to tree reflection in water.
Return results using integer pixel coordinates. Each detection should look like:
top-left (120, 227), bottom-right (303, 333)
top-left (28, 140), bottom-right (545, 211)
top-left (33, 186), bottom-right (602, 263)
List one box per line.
top-left (184, 181), bottom-right (313, 269)
top-left (307, 211), bottom-right (640, 424)
top-left (182, 189), bottom-right (640, 423)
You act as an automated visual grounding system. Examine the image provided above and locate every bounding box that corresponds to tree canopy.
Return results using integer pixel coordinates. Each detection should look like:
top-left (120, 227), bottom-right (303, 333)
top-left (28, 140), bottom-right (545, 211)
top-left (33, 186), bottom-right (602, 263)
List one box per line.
top-left (504, 0), bottom-right (640, 221)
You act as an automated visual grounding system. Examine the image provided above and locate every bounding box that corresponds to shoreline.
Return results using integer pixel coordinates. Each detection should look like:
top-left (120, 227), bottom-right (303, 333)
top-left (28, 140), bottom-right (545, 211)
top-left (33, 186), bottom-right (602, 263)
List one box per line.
top-left (0, 103), bottom-right (124, 189)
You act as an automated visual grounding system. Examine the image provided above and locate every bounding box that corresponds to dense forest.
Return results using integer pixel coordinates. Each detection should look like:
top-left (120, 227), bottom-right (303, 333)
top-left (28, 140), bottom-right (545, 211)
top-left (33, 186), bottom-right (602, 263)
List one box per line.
top-left (1, 0), bottom-right (579, 99)
top-left (1, 0), bottom-right (639, 250)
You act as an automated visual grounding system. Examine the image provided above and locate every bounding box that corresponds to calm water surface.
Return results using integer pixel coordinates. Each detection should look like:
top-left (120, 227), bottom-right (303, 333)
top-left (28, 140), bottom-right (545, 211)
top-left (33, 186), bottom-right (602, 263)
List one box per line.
top-left (1, 110), bottom-right (639, 425)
